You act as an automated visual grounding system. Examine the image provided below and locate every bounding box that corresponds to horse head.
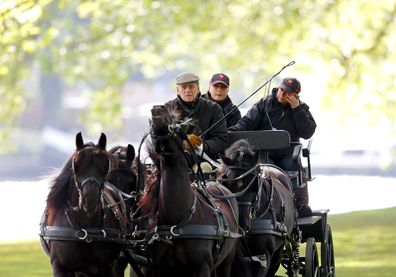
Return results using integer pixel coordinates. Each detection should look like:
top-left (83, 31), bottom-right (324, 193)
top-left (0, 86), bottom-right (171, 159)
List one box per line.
top-left (72, 132), bottom-right (111, 216)
top-left (107, 144), bottom-right (137, 194)
top-left (150, 105), bottom-right (196, 156)
top-left (220, 139), bottom-right (260, 231)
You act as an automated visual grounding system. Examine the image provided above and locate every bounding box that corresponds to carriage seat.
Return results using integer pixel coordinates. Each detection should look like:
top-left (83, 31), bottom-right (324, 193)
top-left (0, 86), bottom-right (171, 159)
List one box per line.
top-left (227, 130), bottom-right (313, 187)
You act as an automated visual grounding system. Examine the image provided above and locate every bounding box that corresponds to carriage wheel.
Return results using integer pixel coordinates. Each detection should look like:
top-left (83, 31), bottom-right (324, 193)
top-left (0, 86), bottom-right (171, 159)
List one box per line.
top-left (320, 225), bottom-right (335, 277)
top-left (305, 237), bottom-right (319, 277)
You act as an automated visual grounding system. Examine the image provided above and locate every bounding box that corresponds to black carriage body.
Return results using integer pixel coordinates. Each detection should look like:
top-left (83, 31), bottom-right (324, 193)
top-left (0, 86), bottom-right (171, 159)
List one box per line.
top-left (228, 130), bottom-right (335, 277)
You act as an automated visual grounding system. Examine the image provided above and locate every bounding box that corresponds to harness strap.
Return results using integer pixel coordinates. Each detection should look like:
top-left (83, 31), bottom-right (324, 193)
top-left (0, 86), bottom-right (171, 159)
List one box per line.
top-left (103, 188), bottom-right (127, 233)
top-left (40, 225), bottom-right (126, 243)
top-left (152, 224), bottom-right (241, 240)
top-left (247, 218), bottom-right (288, 238)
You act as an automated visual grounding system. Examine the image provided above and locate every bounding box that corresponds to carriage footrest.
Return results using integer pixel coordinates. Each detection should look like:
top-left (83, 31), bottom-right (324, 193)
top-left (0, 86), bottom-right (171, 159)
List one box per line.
top-left (297, 209), bottom-right (329, 242)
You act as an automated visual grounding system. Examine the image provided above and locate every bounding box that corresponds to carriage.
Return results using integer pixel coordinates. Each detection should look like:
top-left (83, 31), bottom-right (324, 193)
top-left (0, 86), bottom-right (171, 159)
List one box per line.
top-left (40, 109), bottom-right (335, 277)
top-left (120, 114), bottom-right (335, 276)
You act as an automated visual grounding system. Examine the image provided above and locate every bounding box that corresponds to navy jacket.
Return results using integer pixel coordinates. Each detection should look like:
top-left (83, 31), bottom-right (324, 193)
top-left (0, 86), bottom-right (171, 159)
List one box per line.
top-left (229, 88), bottom-right (316, 156)
top-left (202, 92), bottom-right (242, 128)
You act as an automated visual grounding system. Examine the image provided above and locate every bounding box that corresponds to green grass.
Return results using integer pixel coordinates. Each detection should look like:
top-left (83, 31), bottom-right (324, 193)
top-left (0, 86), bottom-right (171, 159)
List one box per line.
top-left (1, 207), bottom-right (396, 276)
top-left (329, 207), bottom-right (396, 277)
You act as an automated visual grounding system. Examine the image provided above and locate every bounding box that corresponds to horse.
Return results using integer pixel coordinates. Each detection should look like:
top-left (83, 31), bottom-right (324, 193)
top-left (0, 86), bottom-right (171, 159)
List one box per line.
top-left (106, 144), bottom-right (144, 277)
top-left (107, 144), bottom-right (139, 222)
top-left (138, 105), bottom-right (240, 277)
top-left (219, 139), bottom-right (298, 277)
top-left (40, 132), bottom-right (127, 277)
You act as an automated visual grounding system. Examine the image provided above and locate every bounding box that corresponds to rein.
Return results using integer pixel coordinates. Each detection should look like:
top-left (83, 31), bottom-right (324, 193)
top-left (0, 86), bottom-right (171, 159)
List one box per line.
top-left (213, 164), bottom-right (259, 200)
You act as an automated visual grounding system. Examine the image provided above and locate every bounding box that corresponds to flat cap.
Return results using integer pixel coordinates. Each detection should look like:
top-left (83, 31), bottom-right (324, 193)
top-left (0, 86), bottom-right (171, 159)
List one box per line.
top-left (176, 72), bottom-right (200, 85)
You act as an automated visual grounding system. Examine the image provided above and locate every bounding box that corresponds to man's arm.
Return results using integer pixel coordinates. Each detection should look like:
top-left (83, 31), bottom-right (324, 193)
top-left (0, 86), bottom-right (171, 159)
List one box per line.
top-left (292, 103), bottom-right (317, 139)
top-left (228, 100), bottom-right (264, 131)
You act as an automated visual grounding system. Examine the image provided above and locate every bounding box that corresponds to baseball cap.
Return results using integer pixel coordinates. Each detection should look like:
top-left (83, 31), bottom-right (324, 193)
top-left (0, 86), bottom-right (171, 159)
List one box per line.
top-left (176, 72), bottom-right (200, 85)
top-left (210, 73), bottom-right (229, 87)
top-left (279, 78), bottom-right (301, 94)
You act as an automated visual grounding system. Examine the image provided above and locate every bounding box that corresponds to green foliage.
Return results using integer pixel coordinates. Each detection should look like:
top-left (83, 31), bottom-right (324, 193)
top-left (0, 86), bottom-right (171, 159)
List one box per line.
top-left (1, 0), bottom-right (396, 145)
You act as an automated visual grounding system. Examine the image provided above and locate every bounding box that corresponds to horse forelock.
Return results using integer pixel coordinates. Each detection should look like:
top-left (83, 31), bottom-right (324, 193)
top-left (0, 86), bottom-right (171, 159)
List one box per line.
top-left (168, 105), bottom-right (183, 122)
top-left (225, 139), bottom-right (255, 161)
top-left (75, 147), bottom-right (112, 177)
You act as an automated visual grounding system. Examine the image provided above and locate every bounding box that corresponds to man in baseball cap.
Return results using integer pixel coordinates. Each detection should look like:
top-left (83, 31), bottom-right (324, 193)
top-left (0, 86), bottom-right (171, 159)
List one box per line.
top-left (229, 77), bottom-right (316, 217)
top-left (203, 73), bottom-right (241, 127)
top-left (278, 77), bottom-right (301, 94)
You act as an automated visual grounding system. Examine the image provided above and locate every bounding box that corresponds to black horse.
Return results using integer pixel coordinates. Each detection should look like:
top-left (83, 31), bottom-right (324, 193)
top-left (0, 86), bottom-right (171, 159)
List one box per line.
top-left (106, 144), bottom-right (143, 277)
top-left (107, 144), bottom-right (138, 220)
top-left (40, 132), bottom-right (126, 276)
top-left (220, 139), bottom-right (298, 277)
top-left (138, 105), bottom-right (240, 277)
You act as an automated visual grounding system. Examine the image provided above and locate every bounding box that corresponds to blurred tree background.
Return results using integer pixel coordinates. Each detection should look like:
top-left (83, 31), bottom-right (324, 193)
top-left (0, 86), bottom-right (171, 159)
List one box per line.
top-left (1, 0), bottom-right (395, 152)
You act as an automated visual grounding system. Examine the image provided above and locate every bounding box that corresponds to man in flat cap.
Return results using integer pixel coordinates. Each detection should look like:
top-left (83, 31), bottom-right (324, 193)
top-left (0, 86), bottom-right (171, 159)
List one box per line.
top-left (203, 73), bottom-right (241, 127)
top-left (164, 72), bottom-right (228, 161)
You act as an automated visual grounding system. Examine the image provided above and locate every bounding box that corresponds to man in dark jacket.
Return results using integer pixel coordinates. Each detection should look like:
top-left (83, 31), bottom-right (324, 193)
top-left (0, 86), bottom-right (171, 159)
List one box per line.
top-left (164, 72), bottom-right (228, 160)
top-left (229, 77), bottom-right (316, 217)
top-left (202, 73), bottom-right (241, 127)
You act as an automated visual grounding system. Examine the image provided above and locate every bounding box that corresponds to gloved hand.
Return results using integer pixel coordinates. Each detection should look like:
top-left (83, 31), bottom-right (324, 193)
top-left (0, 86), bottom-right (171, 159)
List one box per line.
top-left (183, 134), bottom-right (203, 153)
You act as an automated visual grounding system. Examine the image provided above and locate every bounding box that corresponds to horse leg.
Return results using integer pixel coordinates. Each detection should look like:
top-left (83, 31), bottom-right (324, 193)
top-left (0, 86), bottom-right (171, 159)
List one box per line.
top-left (111, 257), bottom-right (128, 277)
top-left (213, 249), bottom-right (236, 277)
top-left (265, 247), bottom-right (283, 277)
top-left (197, 263), bottom-right (211, 277)
top-left (51, 261), bottom-right (73, 277)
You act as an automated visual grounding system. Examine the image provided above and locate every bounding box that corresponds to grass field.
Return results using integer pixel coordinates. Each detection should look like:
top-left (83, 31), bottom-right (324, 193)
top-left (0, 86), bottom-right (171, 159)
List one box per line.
top-left (1, 207), bottom-right (395, 276)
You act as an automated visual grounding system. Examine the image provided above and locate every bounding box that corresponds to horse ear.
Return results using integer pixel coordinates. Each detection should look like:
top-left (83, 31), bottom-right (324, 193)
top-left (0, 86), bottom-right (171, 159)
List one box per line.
top-left (76, 132), bottom-right (84, 150)
top-left (98, 133), bottom-right (107, 150)
top-left (126, 144), bottom-right (135, 161)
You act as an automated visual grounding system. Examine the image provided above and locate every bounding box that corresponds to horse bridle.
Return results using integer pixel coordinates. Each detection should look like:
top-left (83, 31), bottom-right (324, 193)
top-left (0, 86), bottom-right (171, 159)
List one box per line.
top-left (218, 164), bottom-right (274, 227)
top-left (215, 164), bottom-right (259, 200)
top-left (71, 147), bottom-right (112, 209)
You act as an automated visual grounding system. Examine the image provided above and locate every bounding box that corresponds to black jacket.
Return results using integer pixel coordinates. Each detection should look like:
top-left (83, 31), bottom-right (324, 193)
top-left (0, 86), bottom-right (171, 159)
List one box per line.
top-left (229, 88), bottom-right (316, 155)
top-left (165, 94), bottom-right (228, 159)
top-left (202, 92), bottom-right (242, 127)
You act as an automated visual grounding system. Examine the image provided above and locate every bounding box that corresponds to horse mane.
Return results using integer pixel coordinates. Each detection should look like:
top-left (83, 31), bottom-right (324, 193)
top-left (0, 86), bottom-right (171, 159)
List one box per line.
top-left (139, 140), bottom-right (160, 217)
top-left (46, 155), bottom-right (74, 210)
top-left (225, 139), bottom-right (256, 159)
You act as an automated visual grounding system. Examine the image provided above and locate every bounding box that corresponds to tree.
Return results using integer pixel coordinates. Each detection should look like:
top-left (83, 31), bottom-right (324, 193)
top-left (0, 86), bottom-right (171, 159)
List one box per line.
top-left (1, 0), bottom-right (395, 150)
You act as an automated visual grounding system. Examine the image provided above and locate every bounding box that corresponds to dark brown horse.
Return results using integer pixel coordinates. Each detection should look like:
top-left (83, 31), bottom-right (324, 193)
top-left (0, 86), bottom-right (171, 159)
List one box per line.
top-left (138, 105), bottom-right (239, 277)
top-left (40, 132), bottom-right (126, 277)
top-left (107, 144), bottom-right (148, 277)
top-left (107, 144), bottom-right (138, 219)
top-left (220, 139), bottom-right (298, 277)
